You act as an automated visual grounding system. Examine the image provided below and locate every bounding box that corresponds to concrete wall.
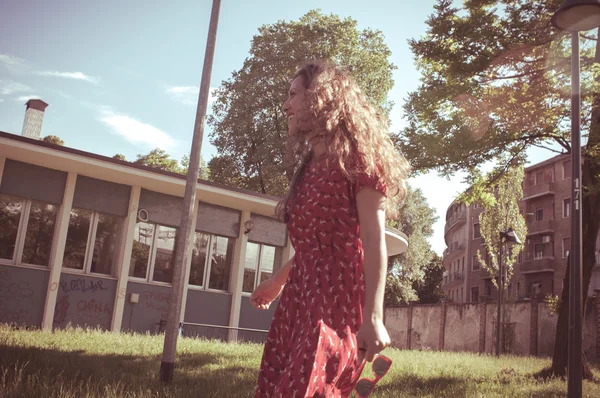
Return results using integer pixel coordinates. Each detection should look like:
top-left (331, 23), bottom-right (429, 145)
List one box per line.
top-left (53, 273), bottom-right (117, 330)
top-left (538, 304), bottom-right (557, 357)
top-left (412, 305), bottom-right (441, 351)
top-left (184, 289), bottom-right (232, 326)
top-left (122, 282), bottom-right (171, 333)
top-left (385, 306), bottom-right (409, 349)
top-left (385, 297), bottom-right (599, 360)
top-left (445, 304), bottom-right (478, 353)
top-left (0, 265), bottom-right (48, 327)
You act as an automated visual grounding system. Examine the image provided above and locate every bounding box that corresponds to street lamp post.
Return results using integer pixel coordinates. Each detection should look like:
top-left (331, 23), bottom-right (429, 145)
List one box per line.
top-left (551, 2), bottom-right (600, 396)
top-left (159, 0), bottom-right (222, 383)
top-left (496, 229), bottom-right (521, 358)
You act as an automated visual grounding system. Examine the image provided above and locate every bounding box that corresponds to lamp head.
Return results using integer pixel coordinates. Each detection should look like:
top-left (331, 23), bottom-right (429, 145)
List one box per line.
top-left (551, 0), bottom-right (600, 32)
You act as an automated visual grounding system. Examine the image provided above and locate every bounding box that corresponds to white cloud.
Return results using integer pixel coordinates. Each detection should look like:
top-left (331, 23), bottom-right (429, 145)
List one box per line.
top-left (0, 80), bottom-right (32, 95)
top-left (14, 94), bottom-right (41, 102)
top-left (0, 99), bottom-right (4, 102)
top-left (0, 53), bottom-right (26, 67)
top-left (165, 85), bottom-right (217, 107)
top-left (98, 107), bottom-right (177, 150)
top-left (35, 70), bottom-right (98, 84)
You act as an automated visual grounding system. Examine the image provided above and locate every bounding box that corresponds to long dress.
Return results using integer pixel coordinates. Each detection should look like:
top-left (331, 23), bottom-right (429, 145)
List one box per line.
top-left (255, 158), bottom-right (385, 398)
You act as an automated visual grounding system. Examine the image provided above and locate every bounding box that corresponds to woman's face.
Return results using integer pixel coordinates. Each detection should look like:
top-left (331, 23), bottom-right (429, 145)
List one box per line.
top-left (283, 76), bottom-right (308, 136)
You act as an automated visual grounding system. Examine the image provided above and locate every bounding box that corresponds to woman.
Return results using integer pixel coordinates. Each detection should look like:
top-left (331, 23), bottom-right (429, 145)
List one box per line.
top-left (250, 61), bottom-right (410, 397)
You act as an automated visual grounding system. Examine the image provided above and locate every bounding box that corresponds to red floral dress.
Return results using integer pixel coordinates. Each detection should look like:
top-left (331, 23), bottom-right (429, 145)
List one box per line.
top-left (255, 158), bottom-right (385, 398)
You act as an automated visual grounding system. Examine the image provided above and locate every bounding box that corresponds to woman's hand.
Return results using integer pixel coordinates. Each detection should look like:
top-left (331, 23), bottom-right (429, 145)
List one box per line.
top-left (250, 278), bottom-right (285, 310)
top-left (356, 317), bottom-right (391, 363)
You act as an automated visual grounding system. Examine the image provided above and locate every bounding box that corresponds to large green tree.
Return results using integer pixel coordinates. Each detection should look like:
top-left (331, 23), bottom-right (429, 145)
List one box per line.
top-left (42, 135), bottom-right (64, 146)
top-left (208, 9), bottom-right (397, 195)
top-left (461, 165), bottom-right (527, 292)
top-left (134, 148), bottom-right (209, 179)
top-left (400, 0), bottom-right (600, 377)
top-left (385, 185), bottom-right (439, 306)
top-left (413, 253), bottom-right (445, 304)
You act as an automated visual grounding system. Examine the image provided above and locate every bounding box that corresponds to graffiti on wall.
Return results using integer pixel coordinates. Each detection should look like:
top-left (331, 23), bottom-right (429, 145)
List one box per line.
top-left (141, 290), bottom-right (170, 320)
top-left (54, 277), bottom-right (113, 329)
top-left (0, 270), bottom-right (34, 324)
top-left (59, 278), bottom-right (108, 294)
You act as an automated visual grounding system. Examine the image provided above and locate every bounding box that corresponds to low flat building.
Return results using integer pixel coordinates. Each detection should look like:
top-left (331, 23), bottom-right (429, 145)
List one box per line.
top-left (0, 100), bottom-right (408, 340)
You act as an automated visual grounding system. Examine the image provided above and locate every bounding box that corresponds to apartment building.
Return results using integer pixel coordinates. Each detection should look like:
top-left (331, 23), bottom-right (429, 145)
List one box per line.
top-left (442, 153), bottom-right (600, 302)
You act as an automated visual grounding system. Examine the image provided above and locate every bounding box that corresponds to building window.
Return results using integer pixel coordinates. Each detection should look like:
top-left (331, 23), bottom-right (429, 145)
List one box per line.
top-left (535, 171), bottom-right (543, 185)
top-left (129, 222), bottom-right (178, 284)
top-left (188, 232), bottom-right (234, 291)
top-left (563, 160), bottom-right (571, 179)
top-left (63, 208), bottom-right (123, 276)
top-left (473, 223), bottom-right (481, 239)
top-left (563, 198), bottom-right (570, 218)
top-left (534, 243), bottom-right (544, 259)
top-left (563, 237), bottom-right (570, 258)
top-left (0, 194), bottom-right (57, 266)
top-left (460, 287), bottom-right (464, 303)
top-left (472, 255), bottom-right (480, 270)
top-left (531, 282), bottom-right (542, 295)
top-left (471, 287), bottom-right (479, 303)
top-left (535, 208), bottom-right (543, 222)
top-left (517, 282), bottom-right (521, 299)
top-left (243, 242), bottom-right (277, 293)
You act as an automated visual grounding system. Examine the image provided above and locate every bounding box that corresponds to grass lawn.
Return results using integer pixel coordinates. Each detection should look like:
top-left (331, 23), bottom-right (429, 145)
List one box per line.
top-left (0, 324), bottom-right (599, 397)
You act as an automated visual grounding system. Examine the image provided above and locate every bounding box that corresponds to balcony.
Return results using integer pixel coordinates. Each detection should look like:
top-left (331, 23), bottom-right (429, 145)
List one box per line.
top-left (444, 211), bottom-right (466, 234)
top-left (444, 241), bottom-right (466, 257)
top-left (526, 220), bottom-right (554, 236)
top-left (523, 182), bottom-right (555, 200)
top-left (520, 257), bottom-right (555, 274)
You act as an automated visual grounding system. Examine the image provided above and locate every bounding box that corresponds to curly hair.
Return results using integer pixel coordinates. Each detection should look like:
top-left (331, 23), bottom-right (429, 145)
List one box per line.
top-left (277, 60), bottom-right (411, 222)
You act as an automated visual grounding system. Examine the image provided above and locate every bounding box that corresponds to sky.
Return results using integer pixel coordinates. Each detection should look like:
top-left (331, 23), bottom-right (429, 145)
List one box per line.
top-left (0, 0), bottom-right (558, 255)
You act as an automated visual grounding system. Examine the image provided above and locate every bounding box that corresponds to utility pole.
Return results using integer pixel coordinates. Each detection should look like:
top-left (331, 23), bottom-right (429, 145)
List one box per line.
top-left (159, 0), bottom-right (222, 383)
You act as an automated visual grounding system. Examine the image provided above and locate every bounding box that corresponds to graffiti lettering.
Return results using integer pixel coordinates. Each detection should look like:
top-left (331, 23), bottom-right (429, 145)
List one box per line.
top-left (77, 299), bottom-right (111, 315)
top-left (141, 291), bottom-right (170, 303)
top-left (0, 271), bottom-right (35, 301)
top-left (59, 279), bottom-right (108, 294)
top-left (54, 295), bottom-right (70, 323)
top-left (0, 307), bottom-right (29, 324)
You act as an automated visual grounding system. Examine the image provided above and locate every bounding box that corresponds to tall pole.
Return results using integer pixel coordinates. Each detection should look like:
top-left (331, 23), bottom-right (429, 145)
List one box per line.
top-left (160, 0), bottom-right (222, 383)
top-left (496, 242), bottom-right (503, 358)
top-left (568, 30), bottom-right (583, 398)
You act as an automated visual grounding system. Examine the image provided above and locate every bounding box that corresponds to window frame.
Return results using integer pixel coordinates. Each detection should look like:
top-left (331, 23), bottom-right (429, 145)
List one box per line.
top-left (473, 223), bottom-right (481, 239)
top-left (241, 241), bottom-right (278, 295)
top-left (186, 232), bottom-right (234, 293)
top-left (0, 194), bottom-right (57, 270)
top-left (535, 171), bottom-right (544, 185)
top-left (62, 208), bottom-right (123, 278)
top-left (128, 222), bottom-right (177, 286)
top-left (562, 237), bottom-right (570, 258)
top-left (534, 243), bottom-right (545, 259)
top-left (472, 255), bottom-right (480, 271)
top-left (535, 207), bottom-right (544, 222)
top-left (563, 198), bottom-right (571, 218)
top-left (563, 160), bottom-right (570, 180)
top-left (471, 287), bottom-right (479, 303)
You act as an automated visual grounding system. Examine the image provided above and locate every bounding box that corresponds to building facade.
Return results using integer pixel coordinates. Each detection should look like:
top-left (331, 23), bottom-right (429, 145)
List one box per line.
top-left (442, 153), bottom-right (600, 303)
top-left (0, 130), bottom-right (408, 340)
